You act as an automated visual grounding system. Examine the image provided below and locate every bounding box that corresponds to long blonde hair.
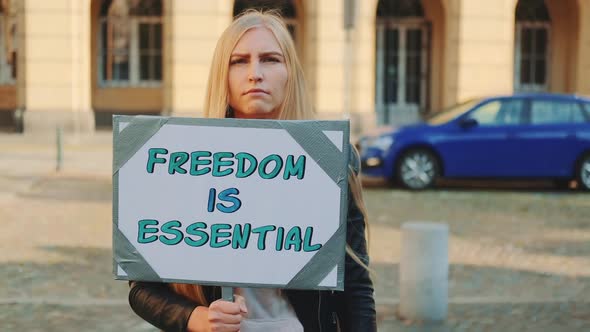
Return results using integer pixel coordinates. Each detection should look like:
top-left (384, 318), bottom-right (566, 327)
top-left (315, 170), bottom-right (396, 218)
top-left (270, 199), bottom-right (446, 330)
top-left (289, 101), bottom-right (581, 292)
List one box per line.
top-left (203, 10), bottom-right (313, 121)
top-left (171, 10), bottom-right (370, 306)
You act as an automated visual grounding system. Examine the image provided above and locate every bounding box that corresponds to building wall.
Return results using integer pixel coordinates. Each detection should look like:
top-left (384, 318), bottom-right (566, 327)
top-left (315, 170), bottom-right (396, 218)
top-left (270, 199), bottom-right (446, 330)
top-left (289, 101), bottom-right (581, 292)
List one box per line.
top-left (454, 0), bottom-right (515, 102)
top-left (8, 0), bottom-right (590, 134)
top-left (577, 0), bottom-right (590, 96)
top-left (21, 0), bottom-right (94, 134)
top-left (546, 0), bottom-right (579, 93)
top-left (164, 0), bottom-right (231, 117)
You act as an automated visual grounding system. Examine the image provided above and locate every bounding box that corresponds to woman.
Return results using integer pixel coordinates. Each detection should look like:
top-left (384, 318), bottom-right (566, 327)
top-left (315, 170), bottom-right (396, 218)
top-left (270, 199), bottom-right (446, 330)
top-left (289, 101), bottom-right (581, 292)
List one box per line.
top-left (128, 10), bottom-right (376, 332)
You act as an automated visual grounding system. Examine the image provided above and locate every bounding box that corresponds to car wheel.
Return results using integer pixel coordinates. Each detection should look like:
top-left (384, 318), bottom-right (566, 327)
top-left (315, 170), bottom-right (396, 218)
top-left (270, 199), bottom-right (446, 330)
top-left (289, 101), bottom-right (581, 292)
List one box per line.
top-left (578, 154), bottom-right (590, 191)
top-left (397, 149), bottom-right (439, 190)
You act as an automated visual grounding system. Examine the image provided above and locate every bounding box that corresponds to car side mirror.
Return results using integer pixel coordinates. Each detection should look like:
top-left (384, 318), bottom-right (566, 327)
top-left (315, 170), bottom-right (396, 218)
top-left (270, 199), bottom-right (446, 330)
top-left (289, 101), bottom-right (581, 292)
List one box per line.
top-left (459, 117), bottom-right (478, 129)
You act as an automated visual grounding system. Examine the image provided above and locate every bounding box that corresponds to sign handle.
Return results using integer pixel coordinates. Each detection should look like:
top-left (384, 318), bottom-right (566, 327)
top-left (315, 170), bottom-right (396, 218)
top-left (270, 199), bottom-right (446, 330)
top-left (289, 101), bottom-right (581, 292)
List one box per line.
top-left (221, 287), bottom-right (234, 302)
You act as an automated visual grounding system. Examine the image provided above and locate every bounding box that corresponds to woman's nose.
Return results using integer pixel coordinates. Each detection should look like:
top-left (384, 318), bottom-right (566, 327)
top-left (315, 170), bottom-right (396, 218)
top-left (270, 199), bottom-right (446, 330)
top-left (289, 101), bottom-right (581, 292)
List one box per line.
top-left (248, 62), bottom-right (263, 82)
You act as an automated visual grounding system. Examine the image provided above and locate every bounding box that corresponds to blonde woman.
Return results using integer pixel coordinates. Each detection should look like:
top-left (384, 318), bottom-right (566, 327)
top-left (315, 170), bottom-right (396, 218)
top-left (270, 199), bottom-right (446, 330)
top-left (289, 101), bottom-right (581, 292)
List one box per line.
top-left (128, 10), bottom-right (376, 332)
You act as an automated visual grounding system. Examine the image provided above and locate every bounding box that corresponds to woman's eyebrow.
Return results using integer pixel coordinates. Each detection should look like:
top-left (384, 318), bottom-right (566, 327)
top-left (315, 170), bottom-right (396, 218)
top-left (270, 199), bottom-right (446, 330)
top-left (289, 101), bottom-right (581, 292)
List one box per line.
top-left (230, 51), bottom-right (284, 57)
top-left (260, 51), bottom-right (284, 57)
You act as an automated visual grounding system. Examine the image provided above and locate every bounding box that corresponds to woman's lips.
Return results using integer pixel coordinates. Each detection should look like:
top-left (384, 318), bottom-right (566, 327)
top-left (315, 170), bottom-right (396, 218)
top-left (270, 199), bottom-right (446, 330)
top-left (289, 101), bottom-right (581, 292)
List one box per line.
top-left (244, 88), bottom-right (269, 95)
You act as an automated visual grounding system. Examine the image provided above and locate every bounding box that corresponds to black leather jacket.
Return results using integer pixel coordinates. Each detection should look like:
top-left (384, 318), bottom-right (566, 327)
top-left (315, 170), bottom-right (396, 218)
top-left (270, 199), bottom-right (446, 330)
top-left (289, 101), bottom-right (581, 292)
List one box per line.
top-left (128, 150), bottom-right (376, 332)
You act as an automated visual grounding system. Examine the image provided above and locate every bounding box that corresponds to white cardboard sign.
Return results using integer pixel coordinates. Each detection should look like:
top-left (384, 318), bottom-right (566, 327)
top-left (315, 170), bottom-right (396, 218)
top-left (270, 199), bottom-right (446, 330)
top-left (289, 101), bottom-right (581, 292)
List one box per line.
top-left (113, 116), bottom-right (350, 290)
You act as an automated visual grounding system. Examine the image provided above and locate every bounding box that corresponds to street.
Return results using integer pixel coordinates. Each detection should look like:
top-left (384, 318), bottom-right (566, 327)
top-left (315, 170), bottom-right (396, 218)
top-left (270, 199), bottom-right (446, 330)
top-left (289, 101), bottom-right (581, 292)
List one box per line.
top-left (0, 132), bottom-right (589, 331)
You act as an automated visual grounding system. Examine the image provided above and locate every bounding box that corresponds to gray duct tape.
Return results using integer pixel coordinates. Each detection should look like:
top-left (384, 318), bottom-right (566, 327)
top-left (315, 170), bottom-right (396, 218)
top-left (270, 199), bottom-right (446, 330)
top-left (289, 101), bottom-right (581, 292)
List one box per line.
top-left (113, 227), bottom-right (160, 280)
top-left (113, 116), bottom-right (169, 175)
top-left (285, 223), bottom-right (347, 289)
top-left (281, 123), bottom-right (349, 289)
top-left (279, 121), bottom-right (346, 185)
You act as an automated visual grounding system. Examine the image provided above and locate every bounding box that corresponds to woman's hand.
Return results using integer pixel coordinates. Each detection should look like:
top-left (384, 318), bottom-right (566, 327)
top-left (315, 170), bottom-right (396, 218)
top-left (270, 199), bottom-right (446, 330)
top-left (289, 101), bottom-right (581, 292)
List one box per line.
top-left (187, 295), bottom-right (248, 332)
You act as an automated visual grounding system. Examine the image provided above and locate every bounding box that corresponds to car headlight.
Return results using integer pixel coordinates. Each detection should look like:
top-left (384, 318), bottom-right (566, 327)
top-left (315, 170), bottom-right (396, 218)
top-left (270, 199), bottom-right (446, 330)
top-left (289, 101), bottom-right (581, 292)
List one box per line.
top-left (371, 135), bottom-right (394, 151)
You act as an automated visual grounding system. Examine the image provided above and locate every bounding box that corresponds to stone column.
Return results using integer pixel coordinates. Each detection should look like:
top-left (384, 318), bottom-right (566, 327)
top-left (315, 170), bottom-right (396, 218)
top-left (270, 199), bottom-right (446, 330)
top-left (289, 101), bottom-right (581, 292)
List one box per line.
top-left (22, 0), bottom-right (94, 135)
top-left (163, 0), bottom-right (232, 118)
top-left (313, 0), bottom-right (345, 121)
top-left (312, 0), bottom-right (376, 140)
top-left (399, 221), bottom-right (449, 322)
top-left (352, 0), bottom-right (378, 136)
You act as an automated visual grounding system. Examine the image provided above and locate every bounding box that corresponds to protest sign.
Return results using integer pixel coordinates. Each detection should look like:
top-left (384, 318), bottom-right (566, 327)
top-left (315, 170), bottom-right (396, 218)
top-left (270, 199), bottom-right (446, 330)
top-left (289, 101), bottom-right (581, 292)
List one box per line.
top-left (113, 115), bottom-right (350, 290)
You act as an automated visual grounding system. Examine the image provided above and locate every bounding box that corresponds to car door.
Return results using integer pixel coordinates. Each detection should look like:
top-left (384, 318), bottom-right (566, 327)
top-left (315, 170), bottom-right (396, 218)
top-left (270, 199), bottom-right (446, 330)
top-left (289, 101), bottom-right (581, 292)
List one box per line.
top-left (512, 98), bottom-right (586, 177)
top-left (437, 98), bottom-right (526, 177)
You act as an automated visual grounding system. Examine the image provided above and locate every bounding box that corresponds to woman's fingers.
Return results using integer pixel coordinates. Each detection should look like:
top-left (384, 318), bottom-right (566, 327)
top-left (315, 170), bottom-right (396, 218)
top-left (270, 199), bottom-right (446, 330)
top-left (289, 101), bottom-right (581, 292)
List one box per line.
top-left (208, 322), bottom-right (241, 332)
top-left (209, 310), bottom-right (243, 325)
top-left (209, 299), bottom-right (241, 314)
top-left (207, 297), bottom-right (249, 331)
top-left (233, 295), bottom-right (248, 315)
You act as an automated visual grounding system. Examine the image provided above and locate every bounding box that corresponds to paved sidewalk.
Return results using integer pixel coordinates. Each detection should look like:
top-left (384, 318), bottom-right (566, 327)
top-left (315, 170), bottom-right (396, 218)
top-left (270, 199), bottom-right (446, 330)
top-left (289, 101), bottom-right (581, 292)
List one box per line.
top-left (1, 131), bottom-right (589, 331)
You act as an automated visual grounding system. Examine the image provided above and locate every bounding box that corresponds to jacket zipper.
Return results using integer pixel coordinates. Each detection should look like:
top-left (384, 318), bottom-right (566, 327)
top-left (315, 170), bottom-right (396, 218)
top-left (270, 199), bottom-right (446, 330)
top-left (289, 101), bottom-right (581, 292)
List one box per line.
top-left (318, 291), bottom-right (323, 332)
top-left (331, 291), bottom-right (339, 331)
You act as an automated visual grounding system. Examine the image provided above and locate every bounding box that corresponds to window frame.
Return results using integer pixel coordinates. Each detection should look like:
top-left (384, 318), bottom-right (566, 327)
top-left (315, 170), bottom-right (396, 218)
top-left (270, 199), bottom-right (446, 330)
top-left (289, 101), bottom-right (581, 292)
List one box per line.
top-left (514, 22), bottom-right (550, 93)
top-left (97, 16), bottom-right (162, 88)
top-left (375, 20), bottom-right (429, 125)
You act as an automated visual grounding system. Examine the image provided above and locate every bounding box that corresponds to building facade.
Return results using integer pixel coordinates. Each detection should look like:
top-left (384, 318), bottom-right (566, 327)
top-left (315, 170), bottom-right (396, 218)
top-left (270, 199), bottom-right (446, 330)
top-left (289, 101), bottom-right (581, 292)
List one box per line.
top-left (0, 0), bottom-right (589, 136)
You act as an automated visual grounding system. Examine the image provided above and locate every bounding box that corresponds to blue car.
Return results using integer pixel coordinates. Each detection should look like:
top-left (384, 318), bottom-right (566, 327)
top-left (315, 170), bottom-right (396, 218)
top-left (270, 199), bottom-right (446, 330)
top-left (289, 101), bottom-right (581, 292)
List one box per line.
top-left (359, 93), bottom-right (590, 190)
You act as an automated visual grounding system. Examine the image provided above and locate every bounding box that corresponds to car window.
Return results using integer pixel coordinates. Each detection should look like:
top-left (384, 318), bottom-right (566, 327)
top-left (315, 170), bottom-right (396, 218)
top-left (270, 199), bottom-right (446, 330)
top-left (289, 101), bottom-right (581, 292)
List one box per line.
top-left (530, 100), bottom-right (585, 124)
top-left (467, 99), bottom-right (524, 126)
top-left (427, 99), bottom-right (481, 125)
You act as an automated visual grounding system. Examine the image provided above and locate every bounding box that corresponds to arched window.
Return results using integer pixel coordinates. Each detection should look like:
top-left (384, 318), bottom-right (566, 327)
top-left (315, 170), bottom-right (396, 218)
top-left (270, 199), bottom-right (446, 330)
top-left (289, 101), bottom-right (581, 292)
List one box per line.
top-left (376, 0), bottom-right (428, 125)
top-left (0, 0), bottom-right (17, 84)
top-left (233, 0), bottom-right (298, 44)
top-left (514, 0), bottom-right (550, 92)
top-left (98, 0), bottom-right (162, 86)
top-left (377, 0), bottom-right (424, 18)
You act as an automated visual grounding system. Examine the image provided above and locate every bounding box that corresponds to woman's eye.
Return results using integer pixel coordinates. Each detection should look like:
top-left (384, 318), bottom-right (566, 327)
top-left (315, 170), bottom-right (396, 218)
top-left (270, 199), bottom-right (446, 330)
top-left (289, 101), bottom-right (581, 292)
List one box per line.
top-left (262, 57), bottom-right (280, 63)
top-left (230, 58), bottom-right (247, 65)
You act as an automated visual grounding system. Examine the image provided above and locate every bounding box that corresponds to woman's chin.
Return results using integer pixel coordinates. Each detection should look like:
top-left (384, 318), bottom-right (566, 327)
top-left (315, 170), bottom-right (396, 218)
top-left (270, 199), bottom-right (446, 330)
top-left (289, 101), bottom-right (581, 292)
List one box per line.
top-left (237, 106), bottom-right (279, 119)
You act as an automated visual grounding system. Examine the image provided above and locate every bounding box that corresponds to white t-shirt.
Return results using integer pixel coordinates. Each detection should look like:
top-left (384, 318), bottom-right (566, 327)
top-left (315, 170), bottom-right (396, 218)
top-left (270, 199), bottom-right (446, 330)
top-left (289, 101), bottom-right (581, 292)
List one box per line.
top-left (235, 288), bottom-right (304, 332)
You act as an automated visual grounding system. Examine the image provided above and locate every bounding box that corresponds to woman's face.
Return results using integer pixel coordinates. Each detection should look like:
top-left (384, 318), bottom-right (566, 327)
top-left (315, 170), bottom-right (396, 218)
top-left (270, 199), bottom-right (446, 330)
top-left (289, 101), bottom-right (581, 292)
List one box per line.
top-left (228, 27), bottom-right (288, 119)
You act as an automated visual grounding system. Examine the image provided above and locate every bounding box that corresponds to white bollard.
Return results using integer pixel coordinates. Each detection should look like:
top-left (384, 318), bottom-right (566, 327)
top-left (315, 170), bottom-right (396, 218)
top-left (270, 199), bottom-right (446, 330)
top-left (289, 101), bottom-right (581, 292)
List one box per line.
top-left (399, 221), bottom-right (449, 322)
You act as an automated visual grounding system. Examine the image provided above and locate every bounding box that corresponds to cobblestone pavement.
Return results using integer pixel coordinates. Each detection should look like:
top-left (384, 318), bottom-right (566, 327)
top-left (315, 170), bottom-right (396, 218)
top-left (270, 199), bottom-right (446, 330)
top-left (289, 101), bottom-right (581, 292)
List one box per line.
top-left (1, 132), bottom-right (589, 331)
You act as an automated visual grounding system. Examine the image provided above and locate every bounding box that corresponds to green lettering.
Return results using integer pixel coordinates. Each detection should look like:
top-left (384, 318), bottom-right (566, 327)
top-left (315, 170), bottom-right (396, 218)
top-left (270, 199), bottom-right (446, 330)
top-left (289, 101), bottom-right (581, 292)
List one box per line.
top-left (252, 225), bottom-right (276, 250)
top-left (210, 223), bottom-right (232, 248)
top-left (185, 222), bottom-right (209, 247)
top-left (284, 226), bottom-right (302, 252)
top-left (212, 152), bottom-right (235, 177)
top-left (303, 227), bottom-right (322, 252)
top-left (232, 223), bottom-right (251, 249)
top-left (190, 151), bottom-right (212, 176)
top-left (236, 152), bottom-right (257, 178)
top-left (159, 220), bottom-right (183, 245)
top-left (146, 148), bottom-right (168, 173)
top-left (137, 219), bottom-right (159, 244)
top-left (168, 152), bottom-right (189, 175)
top-left (283, 155), bottom-right (306, 180)
top-left (275, 227), bottom-right (284, 251)
top-left (258, 155), bottom-right (283, 179)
